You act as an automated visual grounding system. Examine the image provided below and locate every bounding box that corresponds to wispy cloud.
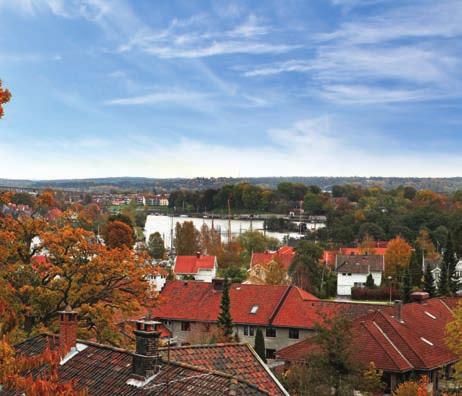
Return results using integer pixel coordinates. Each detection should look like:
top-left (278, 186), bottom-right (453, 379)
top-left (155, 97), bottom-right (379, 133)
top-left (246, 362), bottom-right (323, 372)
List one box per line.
top-left (244, 0), bottom-right (462, 104)
top-left (118, 13), bottom-right (299, 58)
top-left (104, 89), bottom-right (210, 106)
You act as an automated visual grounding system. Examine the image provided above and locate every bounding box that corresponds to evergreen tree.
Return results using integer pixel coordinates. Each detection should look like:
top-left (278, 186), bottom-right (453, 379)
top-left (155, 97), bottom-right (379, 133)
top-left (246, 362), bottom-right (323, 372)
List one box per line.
top-left (254, 327), bottom-right (266, 363)
top-left (445, 235), bottom-right (459, 294)
top-left (365, 273), bottom-right (375, 288)
top-left (402, 267), bottom-right (412, 303)
top-left (217, 278), bottom-right (233, 340)
top-left (423, 264), bottom-right (436, 298)
top-left (439, 261), bottom-right (450, 296)
top-left (409, 248), bottom-right (423, 288)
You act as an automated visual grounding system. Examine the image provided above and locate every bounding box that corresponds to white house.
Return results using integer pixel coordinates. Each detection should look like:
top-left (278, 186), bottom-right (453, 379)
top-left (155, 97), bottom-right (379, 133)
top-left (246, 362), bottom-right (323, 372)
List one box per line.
top-left (335, 254), bottom-right (385, 296)
top-left (173, 253), bottom-right (217, 283)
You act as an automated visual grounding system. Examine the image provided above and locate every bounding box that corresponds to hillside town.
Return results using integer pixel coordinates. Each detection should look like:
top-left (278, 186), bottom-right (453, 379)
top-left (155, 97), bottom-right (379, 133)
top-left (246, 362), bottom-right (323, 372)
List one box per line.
top-left (1, 183), bottom-right (462, 395)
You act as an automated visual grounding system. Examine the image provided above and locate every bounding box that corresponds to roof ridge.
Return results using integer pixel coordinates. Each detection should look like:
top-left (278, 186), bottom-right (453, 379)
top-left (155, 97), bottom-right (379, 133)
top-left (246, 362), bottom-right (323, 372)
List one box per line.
top-left (268, 285), bottom-right (292, 325)
top-left (367, 321), bottom-right (412, 371)
top-left (159, 342), bottom-right (246, 350)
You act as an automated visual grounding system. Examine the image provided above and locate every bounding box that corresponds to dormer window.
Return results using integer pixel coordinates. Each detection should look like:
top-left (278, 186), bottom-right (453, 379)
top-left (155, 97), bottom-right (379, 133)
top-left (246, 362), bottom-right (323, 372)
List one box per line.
top-left (250, 305), bottom-right (259, 314)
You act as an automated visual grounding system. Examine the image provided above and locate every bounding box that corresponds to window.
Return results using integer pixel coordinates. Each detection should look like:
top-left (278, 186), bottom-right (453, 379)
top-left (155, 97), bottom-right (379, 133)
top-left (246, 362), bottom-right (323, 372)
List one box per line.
top-left (250, 305), bottom-right (259, 314)
top-left (265, 349), bottom-right (276, 359)
top-left (289, 328), bottom-right (299, 339)
top-left (243, 325), bottom-right (255, 337)
top-left (354, 282), bottom-right (365, 288)
top-left (181, 321), bottom-right (191, 331)
top-left (266, 327), bottom-right (276, 337)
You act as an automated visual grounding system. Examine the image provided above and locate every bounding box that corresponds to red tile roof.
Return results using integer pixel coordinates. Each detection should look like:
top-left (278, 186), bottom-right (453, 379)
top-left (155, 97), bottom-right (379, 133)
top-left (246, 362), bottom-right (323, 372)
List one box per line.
top-left (161, 343), bottom-right (287, 395)
top-left (153, 281), bottom-right (319, 327)
top-left (174, 255), bottom-right (216, 275)
top-left (277, 298), bottom-right (460, 373)
top-left (251, 247), bottom-right (295, 270)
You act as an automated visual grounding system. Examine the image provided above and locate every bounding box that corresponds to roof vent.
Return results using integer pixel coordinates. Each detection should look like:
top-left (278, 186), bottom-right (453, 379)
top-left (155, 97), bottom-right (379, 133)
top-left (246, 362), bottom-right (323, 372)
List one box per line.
top-left (420, 337), bottom-right (434, 346)
top-left (425, 311), bottom-right (436, 320)
top-left (250, 305), bottom-right (259, 314)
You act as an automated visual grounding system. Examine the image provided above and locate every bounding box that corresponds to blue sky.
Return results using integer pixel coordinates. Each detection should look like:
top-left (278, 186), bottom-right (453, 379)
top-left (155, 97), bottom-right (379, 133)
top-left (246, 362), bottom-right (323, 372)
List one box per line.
top-left (1, 0), bottom-right (462, 179)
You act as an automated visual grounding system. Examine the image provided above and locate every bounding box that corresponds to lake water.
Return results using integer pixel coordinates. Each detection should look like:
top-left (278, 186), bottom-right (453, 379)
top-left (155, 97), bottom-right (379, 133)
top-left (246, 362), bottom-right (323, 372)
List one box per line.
top-left (144, 215), bottom-right (324, 248)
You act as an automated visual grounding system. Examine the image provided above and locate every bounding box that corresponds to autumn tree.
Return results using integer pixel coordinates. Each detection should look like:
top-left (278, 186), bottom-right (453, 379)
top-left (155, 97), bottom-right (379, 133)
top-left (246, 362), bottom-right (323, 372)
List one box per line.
top-left (0, 79), bottom-right (11, 118)
top-left (446, 303), bottom-right (462, 379)
top-left (147, 232), bottom-right (165, 259)
top-left (199, 223), bottom-right (222, 256)
top-left (359, 233), bottom-right (377, 255)
top-left (0, 207), bottom-right (153, 346)
top-left (0, 337), bottom-right (85, 395)
top-left (103, 220), bottom-right (135, 249)
top-left (174, 221), bottom-right (200, 255)
top-left (392, 376), bottom-right (429, 396)
top-left (385, 236), bottom-right (412, 279)
top-left (265, 259), bottom-right (289, 285)
top-left (416, 228), bottom-right (438, 260)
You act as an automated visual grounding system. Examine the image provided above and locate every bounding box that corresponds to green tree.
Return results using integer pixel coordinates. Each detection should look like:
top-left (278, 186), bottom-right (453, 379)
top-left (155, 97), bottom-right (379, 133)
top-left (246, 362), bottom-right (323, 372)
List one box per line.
top-left (237, 230), bottom-right (279, 264)
top-left (423, 264), bottom-right (436, 298)
top-left (217, 278), bottom-right (233, 341)
top-left (438, 260), bottom-right (450, 296)
top-left (289, 241), bottom-right (324, 295)
top-left (174, 221), bottom-right (200, 255)
top-left (409, 249), bottom-right (423, 288)
top-left (254, 327), bottom-right (266, 363)
top-left (365, 273), bottom-right (375, 288)
top-left (147, 232), bottom-right (165, 259)
top-left (402, 267), bottom-right (412, 303)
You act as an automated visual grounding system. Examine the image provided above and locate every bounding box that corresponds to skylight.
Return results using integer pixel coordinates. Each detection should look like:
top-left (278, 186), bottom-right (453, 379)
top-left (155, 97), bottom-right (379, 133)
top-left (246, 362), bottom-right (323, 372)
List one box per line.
top-left (425, 311), bottom-right (436, 320)
top-left (250, 305), bottom-right (259, 314)
top-left (420, 337), bottom-right (434, 346)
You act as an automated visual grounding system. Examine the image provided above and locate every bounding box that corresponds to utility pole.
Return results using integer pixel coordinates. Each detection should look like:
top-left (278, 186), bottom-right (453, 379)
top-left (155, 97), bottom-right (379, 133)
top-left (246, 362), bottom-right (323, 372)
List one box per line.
top-left (227, 197), bottom-right (232, 242)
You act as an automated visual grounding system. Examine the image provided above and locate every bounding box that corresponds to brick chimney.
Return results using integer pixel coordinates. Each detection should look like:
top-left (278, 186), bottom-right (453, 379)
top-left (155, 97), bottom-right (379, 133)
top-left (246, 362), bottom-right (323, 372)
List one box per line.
top-left (58, 305), bottom-right (78, 356)
top-left (132, 319), bottom-right (162, 379)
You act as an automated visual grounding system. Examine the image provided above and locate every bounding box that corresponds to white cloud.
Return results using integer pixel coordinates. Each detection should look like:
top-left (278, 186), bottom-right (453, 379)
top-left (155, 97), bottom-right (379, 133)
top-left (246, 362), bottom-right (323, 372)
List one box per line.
top-left (6, 116), bottom-right (462, 179)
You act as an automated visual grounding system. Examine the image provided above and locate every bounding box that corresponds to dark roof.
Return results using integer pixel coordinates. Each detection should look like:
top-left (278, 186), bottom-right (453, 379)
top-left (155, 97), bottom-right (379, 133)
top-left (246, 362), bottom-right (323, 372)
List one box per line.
top-left (160, 343), bottom-right (286, 395)
top-left (5, 335), bottom-right (270, 396)
top-left (336, 254), bottom-right (384, 274)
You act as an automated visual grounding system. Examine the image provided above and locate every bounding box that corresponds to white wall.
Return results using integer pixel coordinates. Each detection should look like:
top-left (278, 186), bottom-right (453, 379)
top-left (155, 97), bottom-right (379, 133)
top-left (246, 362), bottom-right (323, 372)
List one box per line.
top-left (337, 271), bottom-right (382, 296)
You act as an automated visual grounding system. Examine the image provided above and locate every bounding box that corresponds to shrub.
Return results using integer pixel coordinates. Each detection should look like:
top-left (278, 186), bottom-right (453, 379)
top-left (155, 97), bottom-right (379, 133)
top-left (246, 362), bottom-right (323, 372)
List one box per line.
top-left (351, 286), bottom-right (400, 301)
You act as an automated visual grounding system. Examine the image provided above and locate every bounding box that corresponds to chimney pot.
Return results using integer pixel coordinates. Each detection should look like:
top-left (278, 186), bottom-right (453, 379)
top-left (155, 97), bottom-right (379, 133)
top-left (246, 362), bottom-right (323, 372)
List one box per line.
top-left (196, 252), bottom-right (201, 258)
top-left (394, 300), bottom-right (404, 323)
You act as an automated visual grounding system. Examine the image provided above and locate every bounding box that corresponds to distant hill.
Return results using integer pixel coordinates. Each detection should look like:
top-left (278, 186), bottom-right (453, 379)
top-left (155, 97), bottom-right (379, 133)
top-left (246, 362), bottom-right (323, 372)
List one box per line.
top-left (3, 176), bottom-right (462, 193)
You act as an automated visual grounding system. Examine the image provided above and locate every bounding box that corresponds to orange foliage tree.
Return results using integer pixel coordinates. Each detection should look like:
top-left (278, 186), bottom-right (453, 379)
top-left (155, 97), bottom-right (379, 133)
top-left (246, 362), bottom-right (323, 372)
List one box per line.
top-left (103, 220), bottom-right (135, 249)
top-left (392, 375), bottom-right (429, 396)
top-left (0, 79), bottom-right (11, 118)
top-left (0, 192), bottom-right (153, 345)
top-left (0, 337), bottom-right (85, 395)
top-left (385, 236), bottom-right (412, 278)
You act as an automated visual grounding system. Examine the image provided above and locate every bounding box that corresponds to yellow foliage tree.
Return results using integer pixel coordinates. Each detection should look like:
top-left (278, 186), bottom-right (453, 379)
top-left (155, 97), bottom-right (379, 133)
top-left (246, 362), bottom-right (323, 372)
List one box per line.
top-left (385, 236), bottom-right (412, 278)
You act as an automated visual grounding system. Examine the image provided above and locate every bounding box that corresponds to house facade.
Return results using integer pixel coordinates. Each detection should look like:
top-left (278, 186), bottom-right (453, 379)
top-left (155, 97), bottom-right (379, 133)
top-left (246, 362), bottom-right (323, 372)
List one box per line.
top-left (335, 254), bottom-right (385, 296)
